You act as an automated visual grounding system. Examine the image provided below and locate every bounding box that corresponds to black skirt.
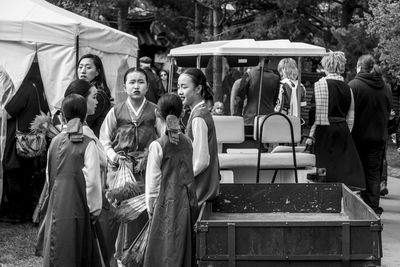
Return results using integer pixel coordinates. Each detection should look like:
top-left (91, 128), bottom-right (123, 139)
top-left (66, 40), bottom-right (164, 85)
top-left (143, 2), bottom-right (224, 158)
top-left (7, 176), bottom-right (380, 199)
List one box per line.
top-left (314, 121), bottom-right (365, 189)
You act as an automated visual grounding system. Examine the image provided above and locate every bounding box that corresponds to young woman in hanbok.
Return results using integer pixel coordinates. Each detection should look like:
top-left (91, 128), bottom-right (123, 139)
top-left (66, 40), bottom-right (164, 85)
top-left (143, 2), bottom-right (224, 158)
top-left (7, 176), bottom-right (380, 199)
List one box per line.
top-left (100, 67), bottom-right (162, 264)
top-left (42, 94), bottom-right (103, 267)
top-left (178, 68), bottom-right (220, 206)
top-left (144, 93), bottom-right (198, 267)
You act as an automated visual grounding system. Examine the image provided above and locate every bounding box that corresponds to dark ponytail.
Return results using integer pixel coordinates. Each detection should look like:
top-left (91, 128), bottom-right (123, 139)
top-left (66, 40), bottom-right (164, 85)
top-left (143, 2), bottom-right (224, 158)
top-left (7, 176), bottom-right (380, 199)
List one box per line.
top-left (357, 54), bottom-right (381, 75)
top-left (182, 68), bottom-right (214, 101)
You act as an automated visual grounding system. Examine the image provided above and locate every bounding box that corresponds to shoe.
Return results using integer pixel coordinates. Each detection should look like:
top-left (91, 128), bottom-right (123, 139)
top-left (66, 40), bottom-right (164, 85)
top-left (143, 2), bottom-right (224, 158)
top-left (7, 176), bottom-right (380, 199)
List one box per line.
top-left (380, 181), bottom-right (389, 196)
top-left (374, 207), bottom-right (384, 217)
top-left (380, 188), bottom-right (389, 196)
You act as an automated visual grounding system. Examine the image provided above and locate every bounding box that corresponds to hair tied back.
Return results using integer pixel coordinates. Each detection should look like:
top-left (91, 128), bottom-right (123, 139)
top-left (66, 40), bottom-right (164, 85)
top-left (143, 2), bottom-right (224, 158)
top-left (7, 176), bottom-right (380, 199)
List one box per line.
top-left (166, 115), bottom-right (181, 145)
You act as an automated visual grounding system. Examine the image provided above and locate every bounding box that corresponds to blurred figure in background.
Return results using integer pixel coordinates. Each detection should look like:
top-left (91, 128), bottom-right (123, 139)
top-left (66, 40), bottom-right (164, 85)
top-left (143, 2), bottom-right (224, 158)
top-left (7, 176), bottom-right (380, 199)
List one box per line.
top-left (274, 58), bottom-right (307, 117)
top-left (0, 65), bottom-right (16, 211)
top-left (158, 69), bottom-right (169, 93)
top-left (221, 62), bottom-right (242, 115)
top-left (139, 56), bottom-right (164, 104)
top-left (232, 59), bottom-right (280, 125)
top-left (2, 63), bottom-right (49, 223)
top-left (349, 54), bottom-right (392, 216)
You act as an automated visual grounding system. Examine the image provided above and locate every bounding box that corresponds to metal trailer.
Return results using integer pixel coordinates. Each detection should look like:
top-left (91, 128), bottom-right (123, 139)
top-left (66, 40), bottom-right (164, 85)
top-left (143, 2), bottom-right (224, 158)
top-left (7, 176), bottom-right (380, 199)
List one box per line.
top-left (196, 183), bottom-right (382, 267)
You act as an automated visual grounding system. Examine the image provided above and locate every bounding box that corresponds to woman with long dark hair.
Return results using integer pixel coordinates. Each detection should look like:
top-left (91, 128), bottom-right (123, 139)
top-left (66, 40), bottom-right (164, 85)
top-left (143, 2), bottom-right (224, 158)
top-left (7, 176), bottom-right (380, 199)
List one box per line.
top-left (77, 54), bottom-right (111, 137)
top-left (177, 68), bottom-right (220, 206)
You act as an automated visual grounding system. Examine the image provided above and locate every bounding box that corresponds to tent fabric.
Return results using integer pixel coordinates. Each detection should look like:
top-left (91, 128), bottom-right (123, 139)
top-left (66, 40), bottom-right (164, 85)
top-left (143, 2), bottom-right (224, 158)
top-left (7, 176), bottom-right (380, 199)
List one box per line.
top-left (0, 65), bottom-right (16, 205)
top-left (0, 0), bottom-right (138, 112)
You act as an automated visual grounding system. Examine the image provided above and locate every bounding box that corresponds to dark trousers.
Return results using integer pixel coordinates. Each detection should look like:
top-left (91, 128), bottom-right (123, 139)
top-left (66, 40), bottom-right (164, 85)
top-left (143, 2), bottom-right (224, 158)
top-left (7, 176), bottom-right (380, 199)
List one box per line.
top-left (380, 144), bottom-right (388, 184)
top-left (3, 157), bottom-right (44, 219)
top-left (356, 143), bottom-right (385, 214)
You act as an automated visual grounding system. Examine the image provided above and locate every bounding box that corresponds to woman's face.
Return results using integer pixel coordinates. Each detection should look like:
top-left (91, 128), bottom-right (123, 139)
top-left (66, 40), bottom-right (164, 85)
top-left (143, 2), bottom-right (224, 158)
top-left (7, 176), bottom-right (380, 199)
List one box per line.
top-left (160, 71), bottom-right (168, 81)
top-left (177, 74), bottom-right (202, 108)
top-left (77, 58), bottom-right (99, 82)
top-left (86, 86), bottom-right (98, 115)
top-left (124, 71), bottom-right (148, 102)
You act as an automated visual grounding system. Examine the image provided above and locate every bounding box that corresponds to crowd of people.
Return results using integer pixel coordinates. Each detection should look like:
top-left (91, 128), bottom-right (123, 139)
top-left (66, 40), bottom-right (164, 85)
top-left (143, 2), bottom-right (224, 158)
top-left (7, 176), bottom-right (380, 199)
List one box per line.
top-left (0, 50), bottom-right (394, 266)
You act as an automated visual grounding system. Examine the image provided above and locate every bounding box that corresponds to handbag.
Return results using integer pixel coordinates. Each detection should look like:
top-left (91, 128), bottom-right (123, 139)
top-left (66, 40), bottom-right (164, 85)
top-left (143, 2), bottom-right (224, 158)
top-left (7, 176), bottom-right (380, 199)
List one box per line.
top-left (15, 83), bottom-right (47, 158)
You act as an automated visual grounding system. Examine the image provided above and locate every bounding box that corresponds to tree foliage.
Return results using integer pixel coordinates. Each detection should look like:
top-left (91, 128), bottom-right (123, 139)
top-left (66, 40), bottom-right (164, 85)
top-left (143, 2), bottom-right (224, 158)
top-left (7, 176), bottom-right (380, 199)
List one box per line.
top-left (46, 0), bottom-right (385, 76)
top-left (365, 0), bottom-right (400, 81)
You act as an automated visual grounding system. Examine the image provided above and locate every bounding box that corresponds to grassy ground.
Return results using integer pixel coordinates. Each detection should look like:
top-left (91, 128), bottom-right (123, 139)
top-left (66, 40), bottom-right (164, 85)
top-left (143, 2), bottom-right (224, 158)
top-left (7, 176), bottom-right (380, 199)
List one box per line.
top-left (1, 142), bottom-right (400, 267)
top-left (0, 222), bottom-right (42, 267)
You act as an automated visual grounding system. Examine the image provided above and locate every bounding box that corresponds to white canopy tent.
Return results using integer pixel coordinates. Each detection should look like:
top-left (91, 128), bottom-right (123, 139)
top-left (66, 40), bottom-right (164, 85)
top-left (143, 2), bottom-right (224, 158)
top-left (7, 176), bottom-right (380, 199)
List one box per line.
top-left (0, 0), bottom-right (138, 111)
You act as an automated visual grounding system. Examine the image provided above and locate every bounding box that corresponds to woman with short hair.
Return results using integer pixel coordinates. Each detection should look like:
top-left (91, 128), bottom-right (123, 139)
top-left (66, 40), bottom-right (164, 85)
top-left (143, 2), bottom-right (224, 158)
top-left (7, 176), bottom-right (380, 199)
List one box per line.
top-left (308, 51), bottom-right (365, 189)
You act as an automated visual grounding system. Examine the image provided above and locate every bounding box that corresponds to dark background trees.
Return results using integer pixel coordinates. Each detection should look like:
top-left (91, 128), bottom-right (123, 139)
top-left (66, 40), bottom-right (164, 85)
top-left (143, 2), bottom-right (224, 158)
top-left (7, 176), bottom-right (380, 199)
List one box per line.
top-left (46, 0), bottom-right (399, 84)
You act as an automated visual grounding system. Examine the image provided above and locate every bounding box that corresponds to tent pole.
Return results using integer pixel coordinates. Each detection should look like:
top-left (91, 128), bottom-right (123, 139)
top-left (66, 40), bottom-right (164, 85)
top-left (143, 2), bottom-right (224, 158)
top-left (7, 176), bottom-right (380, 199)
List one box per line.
top-left (257, 57), bottom-right (265, 117)
top-left (168, 57), bottom-right (174, 93)
top-left (196, 56), bottom-right (200, 69)
top-left (75, 35), bottom-right (80, 69)
top-left (297, 57), bottom-right (302, 119)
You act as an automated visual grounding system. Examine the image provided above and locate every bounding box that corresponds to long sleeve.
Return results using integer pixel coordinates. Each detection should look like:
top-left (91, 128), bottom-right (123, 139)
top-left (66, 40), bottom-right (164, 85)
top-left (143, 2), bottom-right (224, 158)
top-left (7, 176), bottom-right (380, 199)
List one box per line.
top-left (192, 117), bottom-right (210, 176)
top-left (99, 107), bottom-right (118, 163)
top-left (145, 141), bottom-right (163, 213)
top-left (82, 140), bottom-right (102, 215)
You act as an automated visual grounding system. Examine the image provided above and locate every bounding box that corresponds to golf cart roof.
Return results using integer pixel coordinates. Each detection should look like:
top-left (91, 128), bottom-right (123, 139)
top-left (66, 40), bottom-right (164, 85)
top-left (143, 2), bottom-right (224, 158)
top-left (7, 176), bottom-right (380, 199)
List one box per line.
top-left (169, 39), bottom-right (328, 67)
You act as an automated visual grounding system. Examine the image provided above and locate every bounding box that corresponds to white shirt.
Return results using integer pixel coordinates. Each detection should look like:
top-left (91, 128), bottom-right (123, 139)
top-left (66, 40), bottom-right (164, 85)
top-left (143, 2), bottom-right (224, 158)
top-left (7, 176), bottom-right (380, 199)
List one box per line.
top-left (82, 140), bottom-right (102, 215)
top-left (145, 140), bottom-right (163, 213)
top-left (126, 97), bottom-right (146, 118)
top-left (190, 101), bottom-right (210, 176)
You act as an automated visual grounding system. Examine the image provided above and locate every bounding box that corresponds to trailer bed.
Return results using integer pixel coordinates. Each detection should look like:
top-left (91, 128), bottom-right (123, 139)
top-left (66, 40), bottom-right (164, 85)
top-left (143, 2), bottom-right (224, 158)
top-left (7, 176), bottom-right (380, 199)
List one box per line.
top-left (196, 183), bottom-right (382, 267)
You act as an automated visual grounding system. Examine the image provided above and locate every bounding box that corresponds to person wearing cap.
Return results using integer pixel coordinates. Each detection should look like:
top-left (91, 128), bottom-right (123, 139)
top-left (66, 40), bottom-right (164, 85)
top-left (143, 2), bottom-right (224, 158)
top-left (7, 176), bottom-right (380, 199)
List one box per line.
top-left (139, 56), bottom-right (164, 104)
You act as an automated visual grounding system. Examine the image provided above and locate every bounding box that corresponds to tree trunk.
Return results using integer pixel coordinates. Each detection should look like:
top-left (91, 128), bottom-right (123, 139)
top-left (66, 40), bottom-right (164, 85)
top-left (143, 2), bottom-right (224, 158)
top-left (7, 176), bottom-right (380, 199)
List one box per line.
top-left (208, 8), bottom-right (213, 38)
top-left (194, 1), bottom-right (201, 44)
top-left (116, 0), bottom-right (130, 32)
top-left (213, 8), bottom-right (223, 102)
top-left (341, 0), bottom-right (357, 27)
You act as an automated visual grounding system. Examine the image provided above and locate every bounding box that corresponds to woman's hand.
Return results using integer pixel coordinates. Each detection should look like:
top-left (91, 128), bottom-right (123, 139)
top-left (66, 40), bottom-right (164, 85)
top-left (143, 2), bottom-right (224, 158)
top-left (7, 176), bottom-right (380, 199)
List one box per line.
top-left (305, 137), bottom-right (314, 146)
top-left (116, 154), bottom-right (127, 165)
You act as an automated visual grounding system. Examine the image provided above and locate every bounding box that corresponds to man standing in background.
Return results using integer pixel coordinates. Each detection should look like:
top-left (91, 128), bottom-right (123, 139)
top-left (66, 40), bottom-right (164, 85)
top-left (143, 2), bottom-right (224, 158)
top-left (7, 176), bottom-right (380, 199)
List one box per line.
top-left (139, 56), bottom-right (164, 104)
top-left (349, 54), bottom-right (392, 216)
top-left (232, 59), bottom-right (280, 125)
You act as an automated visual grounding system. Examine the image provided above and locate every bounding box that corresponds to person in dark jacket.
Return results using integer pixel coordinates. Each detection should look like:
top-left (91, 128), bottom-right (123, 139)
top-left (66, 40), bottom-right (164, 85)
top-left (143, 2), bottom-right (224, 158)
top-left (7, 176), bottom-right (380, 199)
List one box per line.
top-left (232, 59), bottom-right (280, 125)
top-left (139, 56), bottom-right (164, 104)
top-left (2, 64), bottom-right (49, 223)
top-left (349, 54), bottom-right (392, 216)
